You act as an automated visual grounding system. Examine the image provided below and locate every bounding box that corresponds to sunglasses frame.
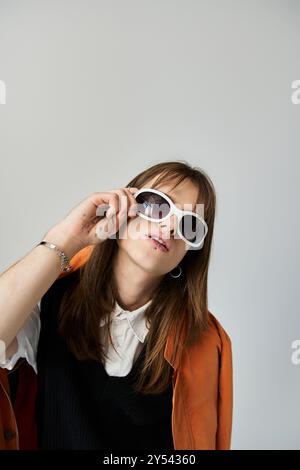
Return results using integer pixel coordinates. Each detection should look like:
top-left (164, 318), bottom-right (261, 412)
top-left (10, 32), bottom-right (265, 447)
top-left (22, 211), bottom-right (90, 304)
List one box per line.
top-left (133, 187), bottom-right (208, 249)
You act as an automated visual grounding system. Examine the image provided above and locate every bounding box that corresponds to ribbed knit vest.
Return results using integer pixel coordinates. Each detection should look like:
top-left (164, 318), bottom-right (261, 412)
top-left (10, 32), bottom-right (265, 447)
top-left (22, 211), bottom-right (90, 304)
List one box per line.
top-left (36, 270), bottom-right (174, 450)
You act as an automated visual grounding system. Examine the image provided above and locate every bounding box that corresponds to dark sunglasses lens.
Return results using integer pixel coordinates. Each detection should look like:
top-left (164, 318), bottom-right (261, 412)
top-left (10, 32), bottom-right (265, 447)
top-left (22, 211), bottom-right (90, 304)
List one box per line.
top-left (179, 215), bottom-right (205, 243)
top-left (135, 192), bottom-right (170, 219)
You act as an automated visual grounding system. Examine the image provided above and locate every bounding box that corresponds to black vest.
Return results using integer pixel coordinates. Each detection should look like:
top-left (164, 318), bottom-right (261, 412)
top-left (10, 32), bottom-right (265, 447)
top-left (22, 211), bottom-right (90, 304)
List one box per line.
top-left (36, 271), bottom-right (174, 450)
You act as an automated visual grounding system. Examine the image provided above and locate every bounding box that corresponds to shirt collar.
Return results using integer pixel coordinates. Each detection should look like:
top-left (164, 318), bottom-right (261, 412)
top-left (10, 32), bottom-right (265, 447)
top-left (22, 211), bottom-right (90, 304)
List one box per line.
top-left (99, 298), bottom-right (152, 343)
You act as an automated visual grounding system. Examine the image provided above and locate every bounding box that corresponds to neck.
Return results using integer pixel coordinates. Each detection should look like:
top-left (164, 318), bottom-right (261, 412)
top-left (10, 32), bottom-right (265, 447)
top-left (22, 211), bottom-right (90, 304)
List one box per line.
top-left (112, 248), bottom-right (163, 312)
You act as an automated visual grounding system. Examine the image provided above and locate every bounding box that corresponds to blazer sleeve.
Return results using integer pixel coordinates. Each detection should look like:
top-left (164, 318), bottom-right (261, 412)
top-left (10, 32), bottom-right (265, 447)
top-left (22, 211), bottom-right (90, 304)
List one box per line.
top-left (213, 315), bottom-right (233, 449)
top-left (180, 312), bottom-right (233, 450)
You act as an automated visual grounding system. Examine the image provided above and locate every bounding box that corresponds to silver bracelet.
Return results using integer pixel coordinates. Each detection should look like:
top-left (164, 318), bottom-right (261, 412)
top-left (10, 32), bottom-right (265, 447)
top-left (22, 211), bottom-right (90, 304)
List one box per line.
top-left (37, 241), bottom-right (72, 272)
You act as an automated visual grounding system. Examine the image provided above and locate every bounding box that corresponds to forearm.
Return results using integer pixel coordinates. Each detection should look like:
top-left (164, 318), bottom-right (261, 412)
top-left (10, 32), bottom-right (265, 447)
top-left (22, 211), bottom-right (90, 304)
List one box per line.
top-left (0, 228), bottom-right (80, 349)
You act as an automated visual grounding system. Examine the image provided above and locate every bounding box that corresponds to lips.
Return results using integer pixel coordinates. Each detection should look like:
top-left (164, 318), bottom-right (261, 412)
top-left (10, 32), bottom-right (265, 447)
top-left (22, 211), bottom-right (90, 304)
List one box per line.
top-left (146, 233), bottom-right (170, 251)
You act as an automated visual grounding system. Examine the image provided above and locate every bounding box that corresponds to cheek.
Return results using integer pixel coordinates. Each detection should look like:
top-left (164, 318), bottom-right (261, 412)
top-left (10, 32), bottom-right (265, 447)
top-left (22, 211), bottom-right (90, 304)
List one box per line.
top-left (117, 218), bottom-right (148, 249)
top-left (123, 217), bottom-right (153, 241)
top-left (173, 239), bottom-right (188, 260)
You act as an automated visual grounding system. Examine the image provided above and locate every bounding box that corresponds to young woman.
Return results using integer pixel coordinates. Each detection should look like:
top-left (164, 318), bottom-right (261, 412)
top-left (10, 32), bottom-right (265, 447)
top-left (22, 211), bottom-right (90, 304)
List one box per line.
top-left (0, 161), bottom-right (233, 450)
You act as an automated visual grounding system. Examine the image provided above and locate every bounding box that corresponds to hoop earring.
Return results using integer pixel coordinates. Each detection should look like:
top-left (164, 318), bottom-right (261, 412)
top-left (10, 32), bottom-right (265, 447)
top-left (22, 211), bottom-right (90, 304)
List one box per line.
top-left (169, 265), bottom-right (182, 279)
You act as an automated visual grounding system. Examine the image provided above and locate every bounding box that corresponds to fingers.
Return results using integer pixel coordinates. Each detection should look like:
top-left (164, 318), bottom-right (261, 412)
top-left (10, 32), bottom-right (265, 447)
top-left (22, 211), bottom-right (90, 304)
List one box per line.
top-left (124, 188), bottom-right (139, 217)
top-left (105, 187), bottom-right (139, 219)
top-left (114, 188), bottom-right (136, 231)
top-left (57, 187), bottom-right (140, 249)
top-left (93, 187), bottom-right (139, 242)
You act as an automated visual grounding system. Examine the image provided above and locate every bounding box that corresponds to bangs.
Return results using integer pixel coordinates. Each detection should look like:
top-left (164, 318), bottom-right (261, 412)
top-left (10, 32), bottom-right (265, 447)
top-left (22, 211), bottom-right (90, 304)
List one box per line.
top-left (147, 170), bottom-right (203, 209)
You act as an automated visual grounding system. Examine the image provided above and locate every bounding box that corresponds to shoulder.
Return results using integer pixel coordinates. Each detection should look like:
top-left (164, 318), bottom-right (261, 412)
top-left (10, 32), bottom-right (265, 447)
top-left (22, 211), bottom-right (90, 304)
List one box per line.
top-left (186, 311), bottom-right (232, 359)
top-left (207, 311), bottom-right (232, 350)
top-left (180, 311), bottom-right (233, 395)
top-left (57, 245), bottom-right (94, 280)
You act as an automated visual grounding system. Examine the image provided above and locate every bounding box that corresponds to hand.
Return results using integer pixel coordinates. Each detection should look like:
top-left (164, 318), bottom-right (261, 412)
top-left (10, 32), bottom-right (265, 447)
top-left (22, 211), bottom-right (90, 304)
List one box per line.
top-left (43, 187), bottom-right (139, 258)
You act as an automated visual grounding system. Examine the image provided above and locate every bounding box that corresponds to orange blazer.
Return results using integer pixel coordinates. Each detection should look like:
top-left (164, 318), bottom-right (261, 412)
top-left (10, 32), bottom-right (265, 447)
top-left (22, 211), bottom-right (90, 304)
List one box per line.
top-left (0, 246), bottom-right (233, 450)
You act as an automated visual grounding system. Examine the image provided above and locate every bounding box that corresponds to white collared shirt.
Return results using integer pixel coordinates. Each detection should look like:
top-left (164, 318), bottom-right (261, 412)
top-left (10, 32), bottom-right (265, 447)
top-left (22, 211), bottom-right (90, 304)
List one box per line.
top-left (1, 298), bottom-right (152, 377)
top-left (100, 299), bottom-right (152, 376)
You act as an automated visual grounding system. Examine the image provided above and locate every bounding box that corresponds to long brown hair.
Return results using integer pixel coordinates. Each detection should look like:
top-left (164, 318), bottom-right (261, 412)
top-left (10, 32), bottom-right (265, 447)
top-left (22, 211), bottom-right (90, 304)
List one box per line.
top-left (58, 160), bottom-right (216, 394)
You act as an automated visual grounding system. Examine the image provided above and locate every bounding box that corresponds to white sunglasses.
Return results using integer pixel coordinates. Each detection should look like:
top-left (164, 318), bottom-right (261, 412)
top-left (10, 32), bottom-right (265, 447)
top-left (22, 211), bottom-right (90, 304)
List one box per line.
top-left (133, 187), bottom-right (208, 249)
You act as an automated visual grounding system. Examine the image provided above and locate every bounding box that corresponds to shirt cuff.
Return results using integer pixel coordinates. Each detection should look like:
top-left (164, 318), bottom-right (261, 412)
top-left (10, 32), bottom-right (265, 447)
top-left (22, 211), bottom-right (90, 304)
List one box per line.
top-left (0, 329), bottom-right (37, 374)
top-left (0, 305), bottom-right (40, 374)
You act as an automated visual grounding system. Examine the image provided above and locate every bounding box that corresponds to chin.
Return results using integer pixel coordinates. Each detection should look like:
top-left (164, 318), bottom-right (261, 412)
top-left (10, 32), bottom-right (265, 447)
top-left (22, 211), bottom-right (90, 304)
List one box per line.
top-left (125, 240), bottom-right (166, 272)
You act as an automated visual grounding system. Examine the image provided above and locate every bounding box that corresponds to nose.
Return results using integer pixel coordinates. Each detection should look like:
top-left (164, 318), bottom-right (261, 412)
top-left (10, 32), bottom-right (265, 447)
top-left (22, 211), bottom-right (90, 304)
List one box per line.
top-left (158, 214), bottom-right (177, 237)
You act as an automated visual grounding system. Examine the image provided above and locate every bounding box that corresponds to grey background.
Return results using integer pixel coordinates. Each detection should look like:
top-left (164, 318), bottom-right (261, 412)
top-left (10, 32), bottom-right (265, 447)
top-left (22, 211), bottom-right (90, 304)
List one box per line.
top-left (0, 0), bottom-right (299, 449)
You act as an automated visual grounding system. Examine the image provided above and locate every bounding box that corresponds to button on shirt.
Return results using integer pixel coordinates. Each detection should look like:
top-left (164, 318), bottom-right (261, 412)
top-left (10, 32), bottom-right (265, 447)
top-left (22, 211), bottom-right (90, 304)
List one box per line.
top-left (1, 298), bottom-right (152, 377)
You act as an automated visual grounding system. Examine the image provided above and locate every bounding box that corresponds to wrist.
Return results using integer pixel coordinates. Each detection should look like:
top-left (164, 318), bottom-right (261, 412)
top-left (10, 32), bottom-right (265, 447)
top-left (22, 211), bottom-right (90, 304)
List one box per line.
top-left (43, 226), bottom-right (83, 261)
